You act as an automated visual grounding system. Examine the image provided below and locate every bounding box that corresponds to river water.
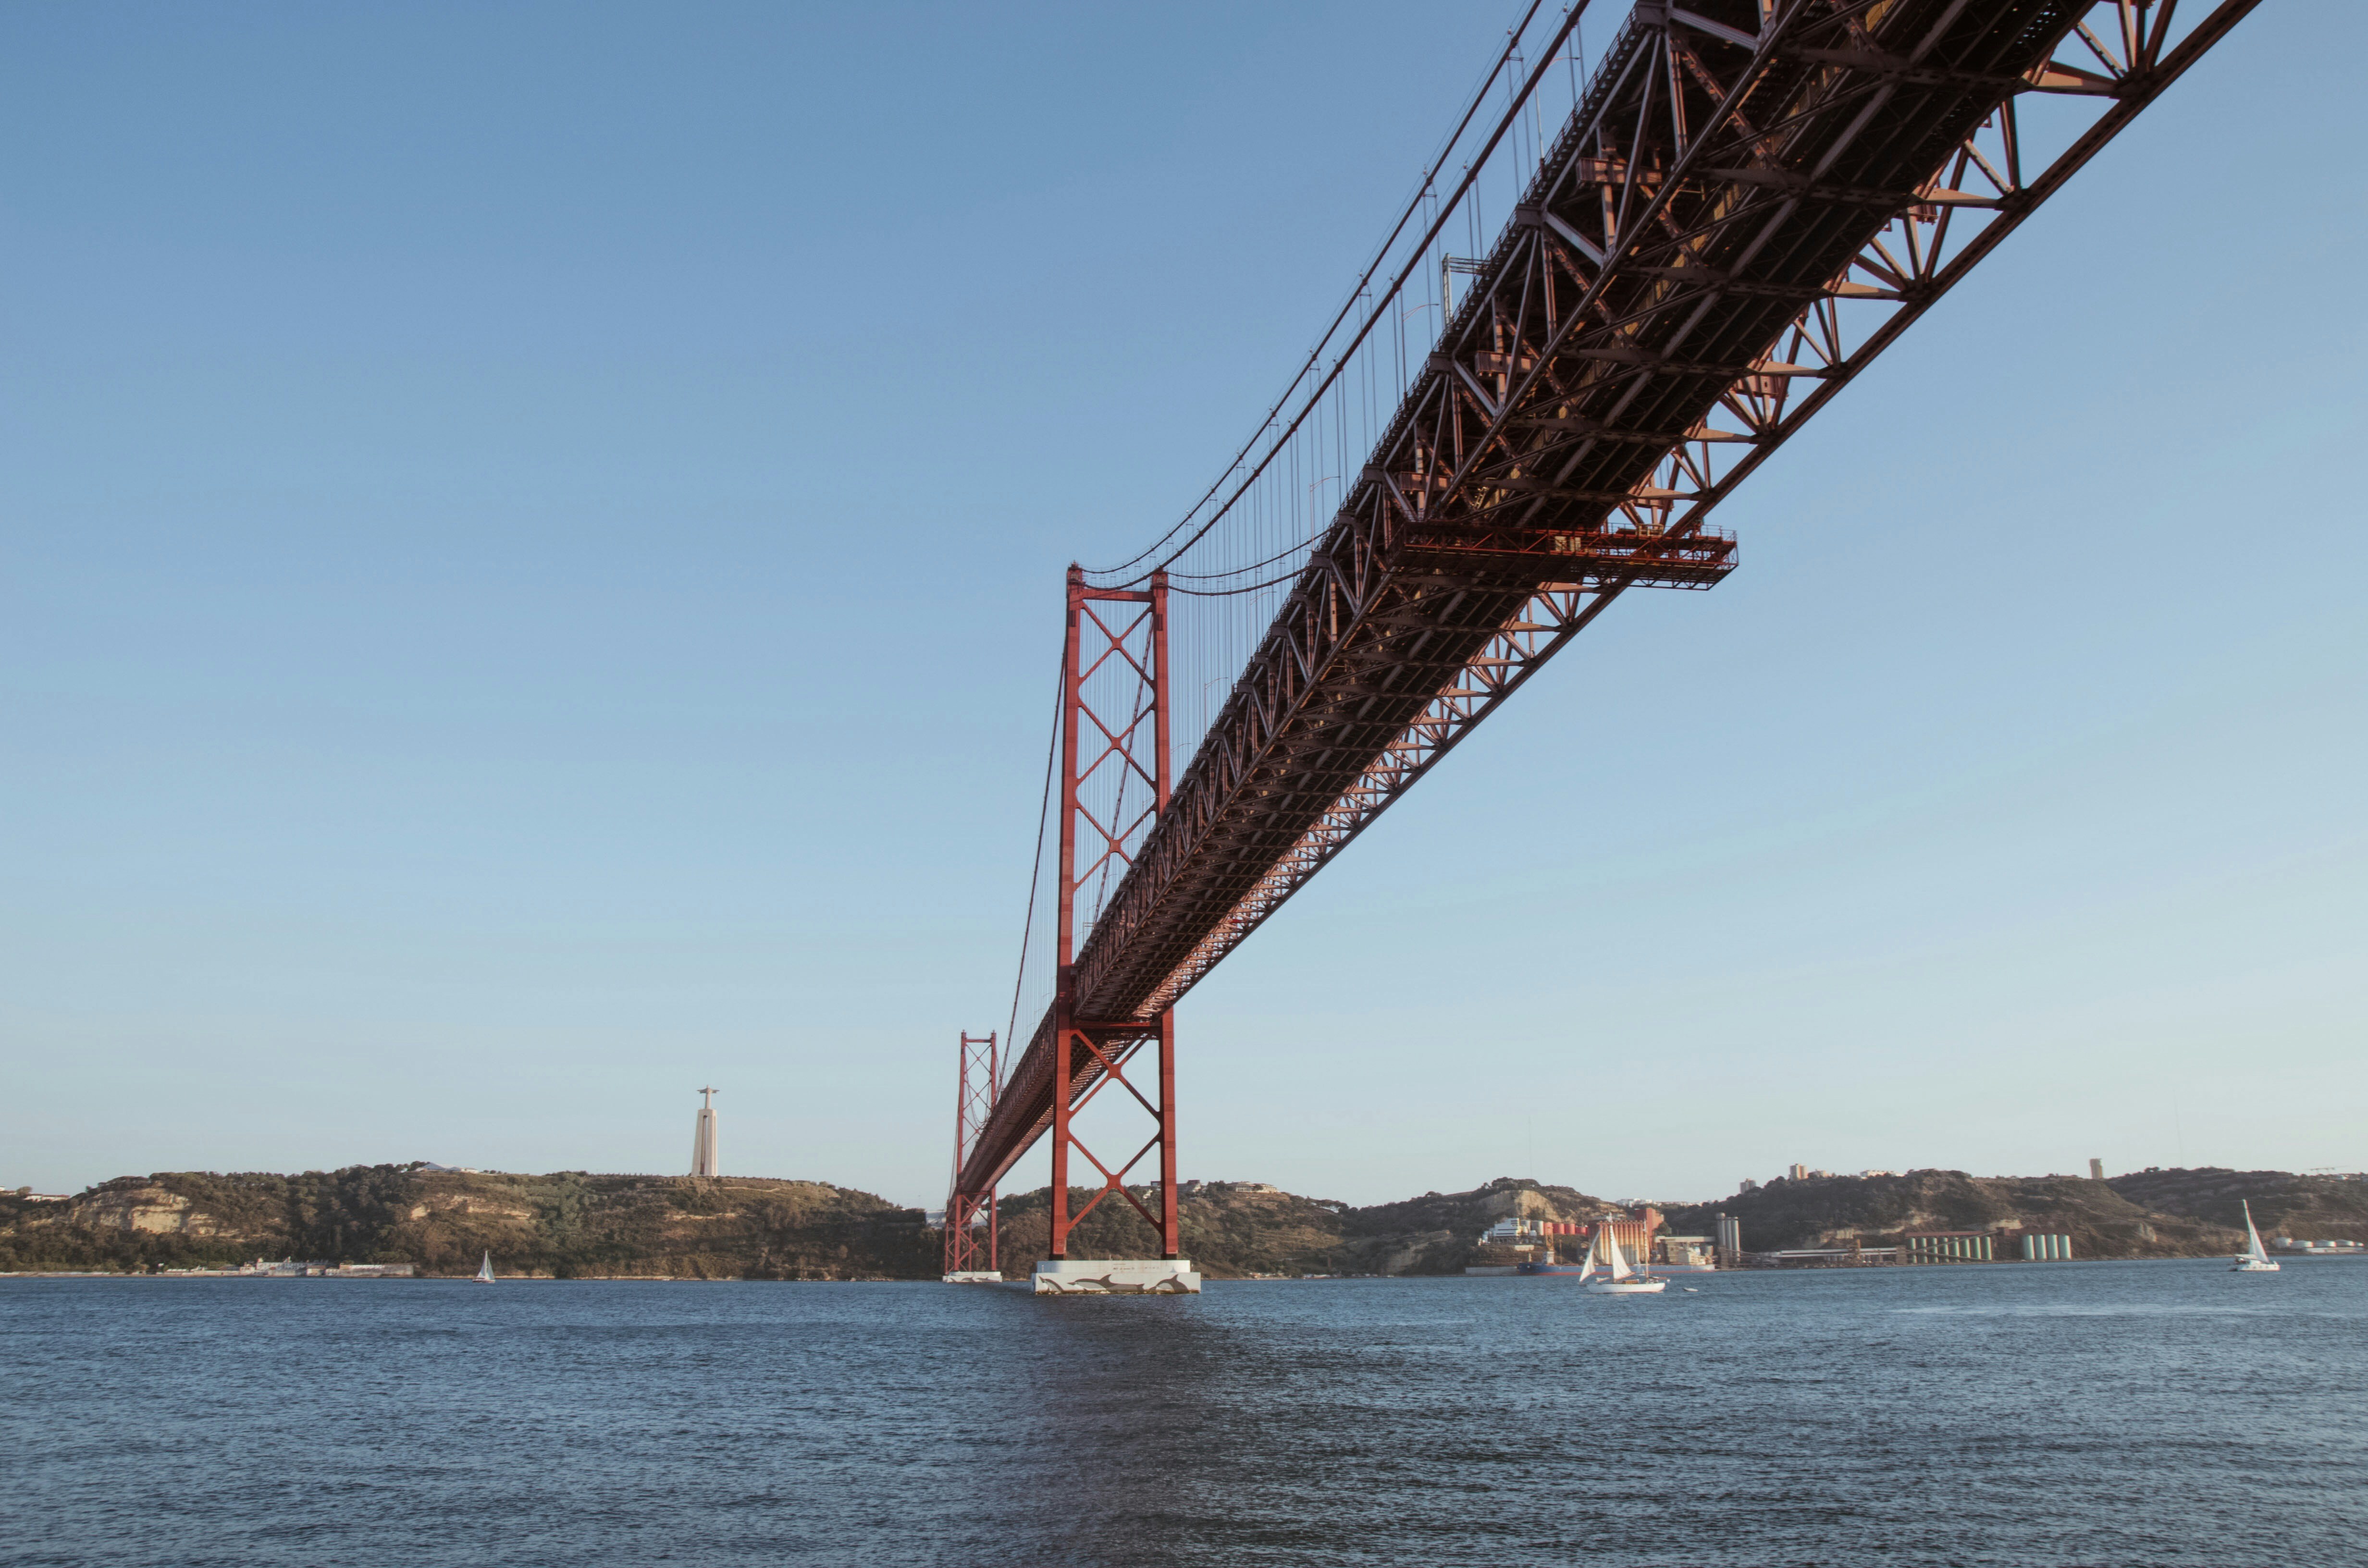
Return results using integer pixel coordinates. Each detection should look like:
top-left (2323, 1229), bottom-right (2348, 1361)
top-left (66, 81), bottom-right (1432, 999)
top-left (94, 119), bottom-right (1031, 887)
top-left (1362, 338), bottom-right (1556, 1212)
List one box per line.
top-left (3, 1259), bottom-right (2362, 1566)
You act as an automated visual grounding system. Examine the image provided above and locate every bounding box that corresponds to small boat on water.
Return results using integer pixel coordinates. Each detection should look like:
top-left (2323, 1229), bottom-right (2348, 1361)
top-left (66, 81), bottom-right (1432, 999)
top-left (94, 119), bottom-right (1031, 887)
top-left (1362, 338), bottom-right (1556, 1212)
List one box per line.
top-left (1584, 1221), bottom-right (1666, 1295)
top-left (473, 1251), bottom-right (497, 1284)
top-left (2231, 1201), bottom-right (2280, 1274)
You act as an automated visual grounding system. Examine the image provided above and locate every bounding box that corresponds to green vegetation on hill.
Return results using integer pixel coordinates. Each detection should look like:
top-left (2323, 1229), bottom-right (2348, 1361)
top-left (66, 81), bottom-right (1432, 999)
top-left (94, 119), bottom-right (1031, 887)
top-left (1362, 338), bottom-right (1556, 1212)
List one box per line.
top-left (0, 1166), bottom-right (932, 1279)
top-left (2, 1170), bottom-right (1616, 1280)
top-left (992, 1176), bottom-right (1616, 1278)
top-left (2105, 1168), bottom-right (2368, 1242)
top-left (0, 1166), bottom-right (429, 1273)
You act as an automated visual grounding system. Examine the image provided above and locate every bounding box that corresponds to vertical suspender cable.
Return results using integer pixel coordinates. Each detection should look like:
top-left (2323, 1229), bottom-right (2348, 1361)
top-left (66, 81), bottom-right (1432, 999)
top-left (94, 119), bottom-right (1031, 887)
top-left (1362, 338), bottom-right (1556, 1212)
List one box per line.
top-left (1005, 657), bottom-right (1064, 1054)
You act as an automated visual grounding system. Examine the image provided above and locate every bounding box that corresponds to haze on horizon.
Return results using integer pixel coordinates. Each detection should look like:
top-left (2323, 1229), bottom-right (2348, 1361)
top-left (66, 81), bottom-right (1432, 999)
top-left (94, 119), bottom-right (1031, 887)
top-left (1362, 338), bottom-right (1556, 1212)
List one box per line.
top-left (4, 3), bottom-right (2362, 1210)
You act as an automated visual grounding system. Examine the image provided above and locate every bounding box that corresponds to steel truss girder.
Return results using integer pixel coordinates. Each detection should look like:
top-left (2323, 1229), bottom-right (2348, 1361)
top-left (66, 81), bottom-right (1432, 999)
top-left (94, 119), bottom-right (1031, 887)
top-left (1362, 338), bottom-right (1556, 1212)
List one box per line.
top-left (959, 0), bottom-right (2257, 1199)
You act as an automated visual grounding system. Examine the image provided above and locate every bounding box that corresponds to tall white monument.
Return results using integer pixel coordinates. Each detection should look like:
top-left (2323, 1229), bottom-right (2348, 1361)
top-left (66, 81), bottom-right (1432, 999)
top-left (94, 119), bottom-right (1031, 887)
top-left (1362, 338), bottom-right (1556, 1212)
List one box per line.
top-left (691, 1086), bottom-right (720, 1178)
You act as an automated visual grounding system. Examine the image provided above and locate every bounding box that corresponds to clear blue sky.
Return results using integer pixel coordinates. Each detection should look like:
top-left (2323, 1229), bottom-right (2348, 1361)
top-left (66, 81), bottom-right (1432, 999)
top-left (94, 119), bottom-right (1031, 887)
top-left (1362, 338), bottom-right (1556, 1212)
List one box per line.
top-left (5, 3), bottom-right (2361, 1208)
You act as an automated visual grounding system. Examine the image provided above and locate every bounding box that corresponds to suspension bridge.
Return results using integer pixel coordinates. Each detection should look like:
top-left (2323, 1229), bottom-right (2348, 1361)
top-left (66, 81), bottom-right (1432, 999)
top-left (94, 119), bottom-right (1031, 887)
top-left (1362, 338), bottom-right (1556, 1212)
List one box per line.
top-left (942, 0), bottom-right (2259, 1292)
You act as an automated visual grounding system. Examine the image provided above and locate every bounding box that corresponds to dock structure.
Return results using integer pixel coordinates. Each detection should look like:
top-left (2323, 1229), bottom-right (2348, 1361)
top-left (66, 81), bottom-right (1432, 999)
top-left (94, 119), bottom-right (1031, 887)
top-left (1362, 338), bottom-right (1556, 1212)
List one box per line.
top-left (1766, 1247), bottom-right (1900, 1268)
top-left (1903, 1231), bottom-right (1995, 1263)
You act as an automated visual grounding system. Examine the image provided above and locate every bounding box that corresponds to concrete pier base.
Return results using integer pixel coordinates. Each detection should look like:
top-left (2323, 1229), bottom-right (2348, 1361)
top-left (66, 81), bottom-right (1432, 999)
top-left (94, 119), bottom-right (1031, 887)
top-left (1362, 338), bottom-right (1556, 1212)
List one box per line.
top-left (1031, 1259), bottom-right (1203, 1295)
top-left (941, 1271), bottom-right (1007, 1285)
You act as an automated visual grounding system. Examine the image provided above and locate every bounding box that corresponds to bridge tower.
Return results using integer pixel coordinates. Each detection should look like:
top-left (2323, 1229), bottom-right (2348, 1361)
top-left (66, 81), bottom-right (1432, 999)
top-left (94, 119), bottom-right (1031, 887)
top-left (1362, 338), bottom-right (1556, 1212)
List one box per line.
top-left (945, 568), bottom-right (1198, 1292)
top-left (1034, 565), bottom-right (1195, 1292)
top-left (942, 1030), bottom-right (1000, 1281)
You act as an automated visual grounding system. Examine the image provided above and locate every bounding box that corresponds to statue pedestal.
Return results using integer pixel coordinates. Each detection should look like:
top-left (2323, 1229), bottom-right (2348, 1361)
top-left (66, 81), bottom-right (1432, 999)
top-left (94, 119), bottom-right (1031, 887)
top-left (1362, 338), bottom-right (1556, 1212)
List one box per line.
top-left (1030, 1258), bottom-right (1202, 1295)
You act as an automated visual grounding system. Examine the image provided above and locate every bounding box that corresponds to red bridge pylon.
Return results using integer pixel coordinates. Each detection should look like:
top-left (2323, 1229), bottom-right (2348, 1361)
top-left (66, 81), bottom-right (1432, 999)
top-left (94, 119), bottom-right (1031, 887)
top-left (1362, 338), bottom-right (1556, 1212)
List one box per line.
top-left (942, 1030), bottom-right (999, 1279)
top-left (948, 567), bottom-right (1196, 1291)
top-left (1050, 566), bottom-right (1181, 1266)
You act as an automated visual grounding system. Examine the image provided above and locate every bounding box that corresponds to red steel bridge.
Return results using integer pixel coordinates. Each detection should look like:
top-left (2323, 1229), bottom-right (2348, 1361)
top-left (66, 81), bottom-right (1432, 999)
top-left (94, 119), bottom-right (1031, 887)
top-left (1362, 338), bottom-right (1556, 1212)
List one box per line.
top-left (944, 0), bottom-right (2257, 1279)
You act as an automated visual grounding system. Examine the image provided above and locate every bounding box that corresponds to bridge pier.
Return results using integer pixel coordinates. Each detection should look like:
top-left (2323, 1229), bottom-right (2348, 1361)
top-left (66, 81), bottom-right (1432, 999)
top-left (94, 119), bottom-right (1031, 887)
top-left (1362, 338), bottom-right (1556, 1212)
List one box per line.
top-left (1031, 1256), bottom-right (1201, 1295)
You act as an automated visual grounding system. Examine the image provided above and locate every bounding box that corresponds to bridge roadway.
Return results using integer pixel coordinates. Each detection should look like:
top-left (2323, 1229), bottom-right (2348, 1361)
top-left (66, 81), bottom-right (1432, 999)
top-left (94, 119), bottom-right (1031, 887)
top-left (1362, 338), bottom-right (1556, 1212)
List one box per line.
top-left (958, 0), bottom-right (2256, 1201)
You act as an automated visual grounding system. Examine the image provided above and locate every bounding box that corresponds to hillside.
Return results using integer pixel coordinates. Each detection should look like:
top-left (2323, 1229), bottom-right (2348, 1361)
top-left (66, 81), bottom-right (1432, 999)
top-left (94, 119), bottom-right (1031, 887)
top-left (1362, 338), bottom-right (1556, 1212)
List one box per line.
top-left (0, 1167), bottom-right (934, 1279)
top-left (1660, 1169), bottom-right (2247, 1257)
top-left (2105, 1168), bottom-right (2368, 1242)
top-left (995, 1176), bottom-right (1617, 1277)
top-left (0, 1169), bottom-right (1611, 1280)
top-left (11, 1165), bottom-right (2357, 1278)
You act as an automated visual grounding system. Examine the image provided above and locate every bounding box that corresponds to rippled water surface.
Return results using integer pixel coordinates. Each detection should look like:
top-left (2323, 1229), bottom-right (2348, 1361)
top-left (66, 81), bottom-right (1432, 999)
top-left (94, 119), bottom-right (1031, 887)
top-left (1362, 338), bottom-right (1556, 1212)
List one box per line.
top-left (5, 1260), bottom-right (2364, 1566)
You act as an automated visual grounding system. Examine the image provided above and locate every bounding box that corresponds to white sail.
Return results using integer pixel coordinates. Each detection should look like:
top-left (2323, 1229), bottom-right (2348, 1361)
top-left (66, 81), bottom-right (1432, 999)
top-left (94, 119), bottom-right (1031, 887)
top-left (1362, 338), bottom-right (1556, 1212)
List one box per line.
top-left (1602, 1223), bottom-right (1632, 1282)
top-left (2243, 1201), bottom-right (2269, 1264)
top-left (475, 1250), bottom-right (495, 1283)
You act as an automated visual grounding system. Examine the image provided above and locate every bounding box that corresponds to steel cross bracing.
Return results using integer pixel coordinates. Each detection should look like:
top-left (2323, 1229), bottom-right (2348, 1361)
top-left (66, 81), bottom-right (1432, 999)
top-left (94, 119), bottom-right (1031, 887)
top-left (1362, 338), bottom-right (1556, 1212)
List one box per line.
top-left (955, 0), bottom-right (2256, 1203)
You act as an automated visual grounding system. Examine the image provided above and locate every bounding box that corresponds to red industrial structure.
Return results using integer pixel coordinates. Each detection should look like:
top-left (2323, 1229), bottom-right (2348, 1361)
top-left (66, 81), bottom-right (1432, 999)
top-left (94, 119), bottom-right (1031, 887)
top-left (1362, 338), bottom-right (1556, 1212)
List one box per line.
top-left (947, 0), bottom-right (2258, 1279)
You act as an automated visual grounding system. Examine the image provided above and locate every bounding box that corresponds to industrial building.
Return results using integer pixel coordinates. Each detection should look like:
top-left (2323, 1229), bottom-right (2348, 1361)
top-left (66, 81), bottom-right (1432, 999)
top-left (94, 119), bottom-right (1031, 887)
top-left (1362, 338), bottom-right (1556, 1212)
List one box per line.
top-left (1475, 1207), bottom-right (1714, 1270)
top-left (1761, 1228), bottom-right (2075, 1268)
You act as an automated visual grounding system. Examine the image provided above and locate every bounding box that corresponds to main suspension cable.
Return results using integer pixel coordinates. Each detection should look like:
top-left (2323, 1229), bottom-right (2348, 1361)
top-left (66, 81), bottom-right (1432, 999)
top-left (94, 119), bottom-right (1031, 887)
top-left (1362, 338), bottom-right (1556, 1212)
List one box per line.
top-left (1082, 0), bottom-right (1571, 585)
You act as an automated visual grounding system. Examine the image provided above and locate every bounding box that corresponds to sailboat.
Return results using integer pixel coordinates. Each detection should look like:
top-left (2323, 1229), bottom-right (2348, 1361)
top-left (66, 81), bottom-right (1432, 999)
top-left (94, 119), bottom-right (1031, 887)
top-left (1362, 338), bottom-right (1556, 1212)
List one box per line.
top-left (2231, 1200), bottom-right (2280, 1273)
top-left (1583, 1220), bottom-right (1667, 1295)
top-left (472, 1251), bottom-right (497, 1284)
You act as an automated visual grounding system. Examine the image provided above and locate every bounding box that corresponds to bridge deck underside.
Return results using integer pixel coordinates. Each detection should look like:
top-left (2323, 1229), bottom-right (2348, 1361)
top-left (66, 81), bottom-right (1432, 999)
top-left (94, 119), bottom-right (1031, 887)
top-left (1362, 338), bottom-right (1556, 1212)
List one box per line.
top-left (960, 0), bottom-right (2220, 1197)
